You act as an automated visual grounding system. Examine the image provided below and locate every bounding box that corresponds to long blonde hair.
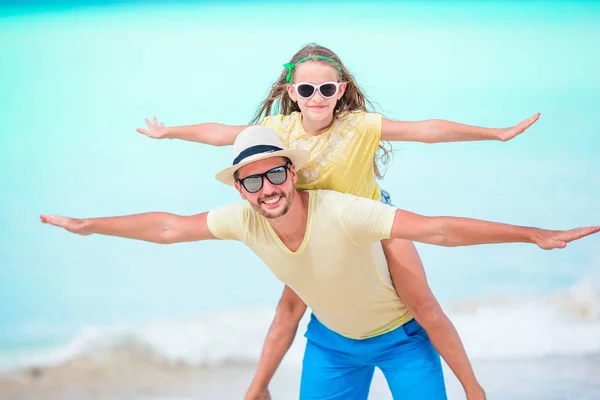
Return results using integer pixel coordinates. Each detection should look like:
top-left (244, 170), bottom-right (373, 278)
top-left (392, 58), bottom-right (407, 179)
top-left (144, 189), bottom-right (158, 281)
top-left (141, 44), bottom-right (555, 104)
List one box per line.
top-left (250, 43), bottom-right (392, 179)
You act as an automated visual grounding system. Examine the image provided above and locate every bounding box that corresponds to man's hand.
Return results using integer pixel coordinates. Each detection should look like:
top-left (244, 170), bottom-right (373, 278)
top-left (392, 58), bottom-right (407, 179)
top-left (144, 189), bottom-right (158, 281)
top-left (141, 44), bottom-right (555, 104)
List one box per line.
top-left (534, 226), bottom-right (600, 250)
top-left (466, 384), bottom-right (487, 400)
top-left (245, 387), bottom-right (271, 400)
top-left (497, 112), bottom-right (540, 141)
top-left (40, 215), bottom-right (91, 235)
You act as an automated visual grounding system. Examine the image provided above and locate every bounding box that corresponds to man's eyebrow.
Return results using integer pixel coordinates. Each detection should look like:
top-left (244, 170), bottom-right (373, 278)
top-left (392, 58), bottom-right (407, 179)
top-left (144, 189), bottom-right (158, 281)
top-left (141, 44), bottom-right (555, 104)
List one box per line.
top-left (240, 166), bottom-right (283, 178)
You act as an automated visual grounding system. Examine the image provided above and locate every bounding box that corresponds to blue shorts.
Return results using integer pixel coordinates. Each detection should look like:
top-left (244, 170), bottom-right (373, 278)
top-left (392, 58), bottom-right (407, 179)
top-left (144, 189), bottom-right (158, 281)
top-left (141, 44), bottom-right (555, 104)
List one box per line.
top-left (381, 188), bottom-right (393, 205)
top-left (300, 314), bottom-right (447, 399)
top-left (300, 189), bottom-right (446, 399)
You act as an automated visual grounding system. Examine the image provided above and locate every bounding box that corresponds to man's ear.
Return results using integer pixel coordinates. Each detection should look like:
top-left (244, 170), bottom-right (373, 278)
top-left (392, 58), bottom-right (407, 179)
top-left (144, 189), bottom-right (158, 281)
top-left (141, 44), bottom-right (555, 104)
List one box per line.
top-left (289, 164), bottom-right (298, 184)
top-left (234, 181), bottom-right (247, 200)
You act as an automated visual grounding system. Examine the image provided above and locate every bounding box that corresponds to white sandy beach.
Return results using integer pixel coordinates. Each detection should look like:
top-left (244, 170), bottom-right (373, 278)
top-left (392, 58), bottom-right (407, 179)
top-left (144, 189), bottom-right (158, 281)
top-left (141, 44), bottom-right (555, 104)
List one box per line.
top-left (2, 354), bottom-right (599, 400)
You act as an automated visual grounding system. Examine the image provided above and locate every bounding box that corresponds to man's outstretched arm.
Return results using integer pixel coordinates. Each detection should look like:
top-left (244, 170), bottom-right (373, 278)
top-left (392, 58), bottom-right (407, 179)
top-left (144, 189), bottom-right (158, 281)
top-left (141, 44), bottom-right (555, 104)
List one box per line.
top-left (390, 210), bottom-right (599, 250)
top-left (40, 212), bottom-right (215, 244)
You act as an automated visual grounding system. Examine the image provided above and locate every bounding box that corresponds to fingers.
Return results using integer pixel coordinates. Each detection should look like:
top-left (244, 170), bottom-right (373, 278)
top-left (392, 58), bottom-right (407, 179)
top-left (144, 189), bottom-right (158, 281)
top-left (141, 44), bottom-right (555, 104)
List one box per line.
top-left (541, 226), bottom-right (599, 250)
top-left (565, 226), bottom-right (600, 242)
top-left (556, 226), bottom-right (600, 244)
top-left (40, 215), bottom-right (68, 228)
top-left (520, 112), bottom-right (541, 129)
top-left (141, 117), bottom-right (163, 132)
top-left (139, 117), bottom-right (164, 136)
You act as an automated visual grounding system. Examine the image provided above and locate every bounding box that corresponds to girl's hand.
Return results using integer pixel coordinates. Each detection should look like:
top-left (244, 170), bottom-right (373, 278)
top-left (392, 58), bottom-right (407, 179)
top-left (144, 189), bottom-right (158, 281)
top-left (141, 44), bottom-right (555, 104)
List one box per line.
top-left (136, 117), bottom-right (168, 139)
top-left (40, 215), bottom-right (91, 235)
top-left (497, 112), bottom-right (540, 141)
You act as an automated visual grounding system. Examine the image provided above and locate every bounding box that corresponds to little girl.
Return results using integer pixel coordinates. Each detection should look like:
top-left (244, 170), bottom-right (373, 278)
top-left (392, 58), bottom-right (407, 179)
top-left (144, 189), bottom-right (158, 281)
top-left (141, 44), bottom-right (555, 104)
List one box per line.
top-left (137, 43), bottom-right (539, 399)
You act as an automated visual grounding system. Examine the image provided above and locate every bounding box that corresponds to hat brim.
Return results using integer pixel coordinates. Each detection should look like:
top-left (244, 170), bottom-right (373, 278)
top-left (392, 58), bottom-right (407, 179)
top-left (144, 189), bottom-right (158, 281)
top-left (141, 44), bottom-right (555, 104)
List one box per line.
top-left (215, 149), bottom-right (311, 186)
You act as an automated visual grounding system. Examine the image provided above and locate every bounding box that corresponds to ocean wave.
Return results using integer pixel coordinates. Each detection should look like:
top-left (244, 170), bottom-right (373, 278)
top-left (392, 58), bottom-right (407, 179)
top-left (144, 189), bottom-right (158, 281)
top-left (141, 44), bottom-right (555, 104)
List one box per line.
top-left (447, 273), bottom-right (600, 360)
top-left (2, 275), bottom-right (600, 374)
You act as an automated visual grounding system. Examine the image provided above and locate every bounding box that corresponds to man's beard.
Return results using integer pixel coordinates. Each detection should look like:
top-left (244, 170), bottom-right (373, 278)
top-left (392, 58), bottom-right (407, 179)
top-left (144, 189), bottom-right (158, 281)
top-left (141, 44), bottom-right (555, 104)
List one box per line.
top-left (253, 188), bottom-right (295, 219)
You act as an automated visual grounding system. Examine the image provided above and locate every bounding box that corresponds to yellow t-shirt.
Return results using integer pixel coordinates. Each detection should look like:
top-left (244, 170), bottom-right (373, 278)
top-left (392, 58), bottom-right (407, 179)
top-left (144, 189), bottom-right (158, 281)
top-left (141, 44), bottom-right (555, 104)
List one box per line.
top-left (206, 190), bottom-right (412, 339)
top-left (262, 111), bottom-right (383, 201)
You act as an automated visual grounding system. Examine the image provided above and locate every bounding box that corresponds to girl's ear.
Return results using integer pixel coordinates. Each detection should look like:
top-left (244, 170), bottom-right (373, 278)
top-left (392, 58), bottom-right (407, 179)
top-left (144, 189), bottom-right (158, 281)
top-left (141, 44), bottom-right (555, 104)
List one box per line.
top-left (286, 83), bottom-right (297, 103)
top-left (337, 81), bottom-right (347, 100)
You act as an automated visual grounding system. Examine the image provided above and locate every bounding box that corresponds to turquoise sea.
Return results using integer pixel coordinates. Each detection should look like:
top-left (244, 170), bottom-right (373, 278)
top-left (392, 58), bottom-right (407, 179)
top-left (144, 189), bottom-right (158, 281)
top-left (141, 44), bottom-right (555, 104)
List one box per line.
top-left (1, 1), bottom-right (599, 399)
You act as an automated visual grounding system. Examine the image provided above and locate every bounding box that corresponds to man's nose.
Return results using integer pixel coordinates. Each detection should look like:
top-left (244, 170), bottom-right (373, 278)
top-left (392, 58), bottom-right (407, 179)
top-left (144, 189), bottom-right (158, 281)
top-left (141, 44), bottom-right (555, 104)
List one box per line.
top-left (262, 177), bottom-right (276, 192)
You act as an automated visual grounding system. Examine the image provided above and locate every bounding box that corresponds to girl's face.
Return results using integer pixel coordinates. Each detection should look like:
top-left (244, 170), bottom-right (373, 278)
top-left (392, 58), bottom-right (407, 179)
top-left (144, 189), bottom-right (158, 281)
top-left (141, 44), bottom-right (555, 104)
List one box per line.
top-left (286, 61), bottom-right (347, 123)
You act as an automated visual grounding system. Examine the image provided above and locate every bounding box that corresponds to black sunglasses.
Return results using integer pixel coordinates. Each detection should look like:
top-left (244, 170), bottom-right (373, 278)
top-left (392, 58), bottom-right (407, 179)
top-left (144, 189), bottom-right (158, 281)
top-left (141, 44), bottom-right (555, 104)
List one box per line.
top-left (238, 164), bottom-right (290, 193)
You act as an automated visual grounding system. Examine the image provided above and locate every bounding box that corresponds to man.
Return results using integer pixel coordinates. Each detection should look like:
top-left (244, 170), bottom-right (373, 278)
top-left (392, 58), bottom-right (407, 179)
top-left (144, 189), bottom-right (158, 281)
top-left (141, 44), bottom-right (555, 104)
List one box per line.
top-left (41, 126), bottom-right (598, 400)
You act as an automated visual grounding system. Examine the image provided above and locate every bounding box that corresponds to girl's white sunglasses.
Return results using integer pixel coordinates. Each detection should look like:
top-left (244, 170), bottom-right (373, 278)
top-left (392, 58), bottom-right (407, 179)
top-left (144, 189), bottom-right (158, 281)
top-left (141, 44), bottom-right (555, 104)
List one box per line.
top-left (292, 81), bottom-right (341, 99)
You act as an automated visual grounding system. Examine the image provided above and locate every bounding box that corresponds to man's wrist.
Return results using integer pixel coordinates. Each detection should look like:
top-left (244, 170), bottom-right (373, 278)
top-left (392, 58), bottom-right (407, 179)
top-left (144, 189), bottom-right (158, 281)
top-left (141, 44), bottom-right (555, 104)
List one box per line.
top-left (248, 379), bottom-right (268, 392)
top-left (80, 218), bottom-right (94, 235)
top-left (464, 383), bottom-right (486, 399)
top-left (524, 227), bottom-right (544, 245)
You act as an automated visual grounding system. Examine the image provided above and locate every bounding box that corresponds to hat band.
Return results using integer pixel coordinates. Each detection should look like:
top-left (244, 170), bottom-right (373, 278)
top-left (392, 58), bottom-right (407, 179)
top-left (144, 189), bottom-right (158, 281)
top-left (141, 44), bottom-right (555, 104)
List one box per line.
top-left (232, 144), bottom-right (283, 166)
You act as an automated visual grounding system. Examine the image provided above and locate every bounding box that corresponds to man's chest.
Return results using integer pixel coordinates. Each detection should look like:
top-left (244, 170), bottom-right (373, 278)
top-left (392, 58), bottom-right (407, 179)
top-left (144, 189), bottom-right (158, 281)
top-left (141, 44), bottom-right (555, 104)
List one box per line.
top-left (247, 230), bottom-right (368, 286)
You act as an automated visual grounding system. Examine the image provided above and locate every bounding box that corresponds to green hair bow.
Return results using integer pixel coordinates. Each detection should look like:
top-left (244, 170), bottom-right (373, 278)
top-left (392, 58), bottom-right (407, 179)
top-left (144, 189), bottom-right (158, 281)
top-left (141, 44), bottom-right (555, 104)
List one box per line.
top-left (283, 55), bottom-right (343, 83)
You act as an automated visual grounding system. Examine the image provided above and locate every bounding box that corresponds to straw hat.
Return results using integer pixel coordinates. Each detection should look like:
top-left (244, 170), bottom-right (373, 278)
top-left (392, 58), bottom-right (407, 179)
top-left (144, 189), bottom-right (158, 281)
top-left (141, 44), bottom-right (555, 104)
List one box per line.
top-left (215, 125), bottom-right (310, 186)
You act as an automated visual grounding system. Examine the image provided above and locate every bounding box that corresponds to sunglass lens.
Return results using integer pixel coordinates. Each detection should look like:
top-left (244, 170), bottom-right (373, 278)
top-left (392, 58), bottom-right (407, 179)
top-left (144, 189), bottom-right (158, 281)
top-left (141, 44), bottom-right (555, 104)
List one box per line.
top-left (243, 176), bottom-right (263, 193)
top-left (297, 84), bottom-right (315, 98)
top-left (267, 168), bottom-right (287, 185)
top-left (319, 83), bottom-right (337, 98)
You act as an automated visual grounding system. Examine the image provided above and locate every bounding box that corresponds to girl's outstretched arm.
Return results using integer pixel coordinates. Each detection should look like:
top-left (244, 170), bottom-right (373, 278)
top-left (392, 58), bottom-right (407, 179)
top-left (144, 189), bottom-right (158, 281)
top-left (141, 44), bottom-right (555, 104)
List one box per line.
top-left (136, 117), bottom-right (250, 146)
top-left (381, 112), bottom-right (540, 143)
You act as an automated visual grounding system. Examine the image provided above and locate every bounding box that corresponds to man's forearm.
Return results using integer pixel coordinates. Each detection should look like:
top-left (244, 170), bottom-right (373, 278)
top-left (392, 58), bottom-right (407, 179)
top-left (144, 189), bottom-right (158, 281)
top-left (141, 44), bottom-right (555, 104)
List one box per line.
top-left (435, 217), bottom-right (541, 247)
top-left (83, 212), bottom-right (181, 243)
top-left (248, 321), bottom-right (298, 392)
top-left (424, 313), bottom-right (484, 397)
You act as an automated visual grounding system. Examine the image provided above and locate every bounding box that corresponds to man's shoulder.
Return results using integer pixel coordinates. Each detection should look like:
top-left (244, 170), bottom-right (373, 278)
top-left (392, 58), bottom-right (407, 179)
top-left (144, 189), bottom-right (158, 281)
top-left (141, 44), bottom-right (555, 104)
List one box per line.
top-left (308, 189), bottom-right (371, 204)
top-left (308, 190), bottom-right (377, 217)
top-left (306, 189), bottom-right (396, 245)
top-left (207, 200), bottom-right (265, 242)
top-left (208, 200), bottom-right (260, 227)
top-left (209, 199), bottom-right (251, 214)
top-left (307, 189), bottom-right (395, 219)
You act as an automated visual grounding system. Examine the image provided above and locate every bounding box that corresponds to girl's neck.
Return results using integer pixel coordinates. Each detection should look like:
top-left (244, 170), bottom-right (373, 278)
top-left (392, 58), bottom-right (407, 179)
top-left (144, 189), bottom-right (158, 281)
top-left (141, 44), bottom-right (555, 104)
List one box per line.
top-left (301, 113), bottom-right (334, 136)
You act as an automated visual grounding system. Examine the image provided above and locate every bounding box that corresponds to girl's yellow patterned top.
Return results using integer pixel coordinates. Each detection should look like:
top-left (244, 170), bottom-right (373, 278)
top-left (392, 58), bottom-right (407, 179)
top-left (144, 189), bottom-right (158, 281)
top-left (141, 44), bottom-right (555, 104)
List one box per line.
top-left (262, 111), bottom-right (383, 201)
